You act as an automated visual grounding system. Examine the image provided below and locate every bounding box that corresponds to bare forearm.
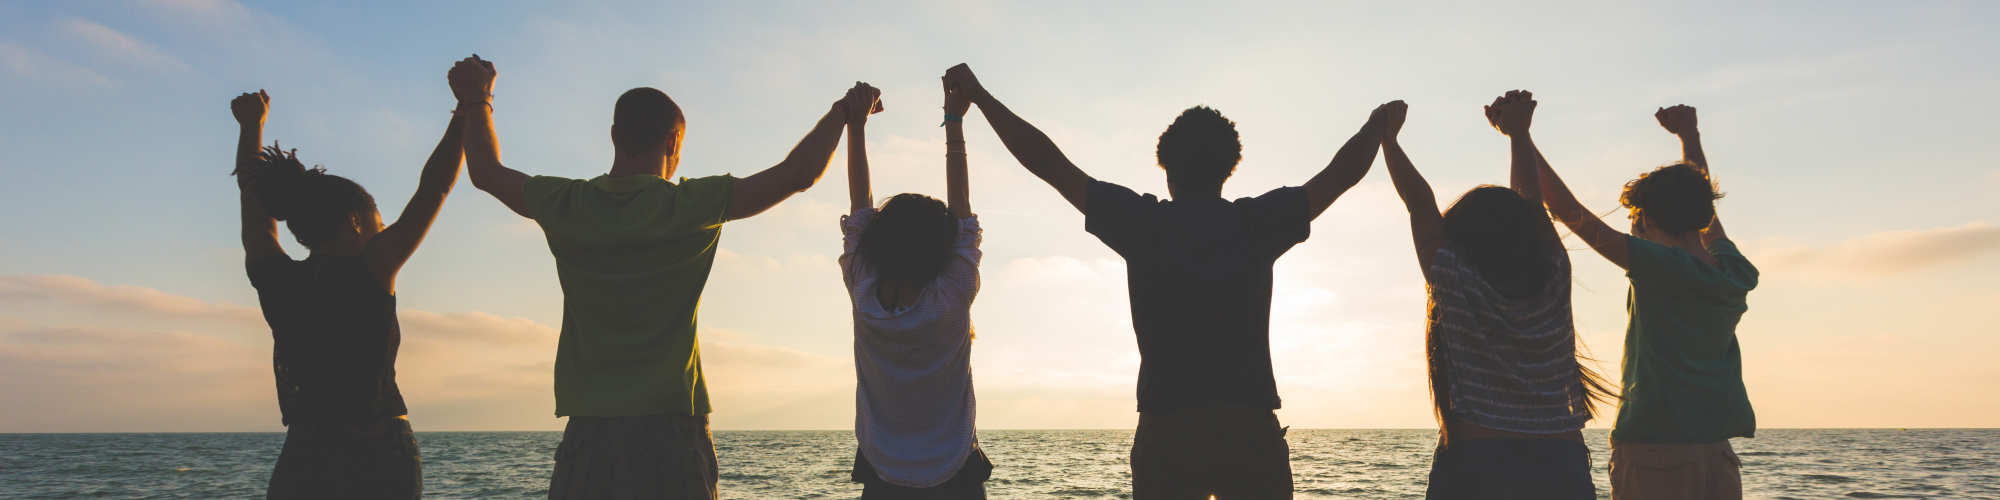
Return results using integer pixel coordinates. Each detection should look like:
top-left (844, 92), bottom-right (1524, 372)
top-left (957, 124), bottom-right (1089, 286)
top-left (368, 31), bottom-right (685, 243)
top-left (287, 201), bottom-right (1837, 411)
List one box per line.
top-left (1381, 139), bottom-right (1436, 215)
top-left (459, 104), bottom-right (504, 190)
top-left (1304, 123), bottom-right (1382, 218)
top-left (946, 122), bottom-right (970, 219)
top-left (847, 123), bottom-right (870, 211)
top-left (974, 96), bottom-right (1087, 211)
top-left (1537, 160), bottom-right (1592, 231)
top-left (236, 124), bottom-right (262, 172)
top-left (779, 105), bottom-right (846, 192)
top-left (1679, 132), bottom-right (1707, 174)
top-left (413, 115), bottom-right (465, 202)
top-left (1509, 134), bottom-right (1543, 206)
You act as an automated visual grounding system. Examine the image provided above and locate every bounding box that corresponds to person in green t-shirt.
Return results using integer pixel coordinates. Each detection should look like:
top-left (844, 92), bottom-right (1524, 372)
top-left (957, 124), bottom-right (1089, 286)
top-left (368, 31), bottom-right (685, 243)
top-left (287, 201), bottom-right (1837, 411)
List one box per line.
top-left (445, 55), bottom-right (882, 499)
top-left (1534, 103), bottom-right (1759, 500)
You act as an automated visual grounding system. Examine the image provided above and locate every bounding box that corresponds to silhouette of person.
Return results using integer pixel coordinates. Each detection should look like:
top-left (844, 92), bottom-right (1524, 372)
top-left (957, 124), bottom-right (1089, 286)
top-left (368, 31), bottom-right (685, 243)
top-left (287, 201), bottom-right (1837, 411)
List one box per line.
top-left (838, 79), bottom-right (993, 498)
top-left (232, 88), bottom-right (465, 500)
top-left (444, 55), bottom-right (877, 499)
top-left (941, 63), bottom-right (1387, 499)
top-left (1535, 103), bottom-right (1758, 500)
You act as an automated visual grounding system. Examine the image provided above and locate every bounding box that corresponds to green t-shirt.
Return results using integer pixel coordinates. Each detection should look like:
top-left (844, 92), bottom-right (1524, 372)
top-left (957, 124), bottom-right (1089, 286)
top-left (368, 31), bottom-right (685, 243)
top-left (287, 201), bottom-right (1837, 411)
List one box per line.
top-left (1611, 235), bottom-right (1760, 444)
top-left (524, 174), bottom-right (734, 417)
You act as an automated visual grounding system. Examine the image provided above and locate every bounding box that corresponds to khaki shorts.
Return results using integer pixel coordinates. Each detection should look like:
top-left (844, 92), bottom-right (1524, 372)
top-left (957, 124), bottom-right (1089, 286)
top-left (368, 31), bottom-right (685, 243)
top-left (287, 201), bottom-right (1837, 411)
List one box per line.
top-left (1608, 438), bottom-right (1742, 500)
top-left (1130, 403), bottom-right (1292, 500)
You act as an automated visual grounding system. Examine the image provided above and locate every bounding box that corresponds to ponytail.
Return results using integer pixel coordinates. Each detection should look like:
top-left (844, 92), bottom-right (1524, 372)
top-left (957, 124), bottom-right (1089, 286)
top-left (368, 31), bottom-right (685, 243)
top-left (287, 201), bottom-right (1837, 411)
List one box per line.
top-left (238, 144), bottom-right (373, 249)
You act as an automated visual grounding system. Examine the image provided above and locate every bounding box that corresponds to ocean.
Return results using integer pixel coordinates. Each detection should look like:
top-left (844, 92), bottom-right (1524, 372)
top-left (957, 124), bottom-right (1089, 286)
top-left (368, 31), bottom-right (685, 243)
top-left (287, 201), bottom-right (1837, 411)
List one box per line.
top-left (1, 429), bottom-right (1993, 499)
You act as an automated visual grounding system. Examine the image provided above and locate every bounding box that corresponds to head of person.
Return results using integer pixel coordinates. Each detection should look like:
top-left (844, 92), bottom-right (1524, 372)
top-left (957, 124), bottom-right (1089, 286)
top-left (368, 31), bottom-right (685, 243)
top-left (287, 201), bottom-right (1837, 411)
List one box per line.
top-left (1620, 162), bottom-right (1722, 243)
top-left (1156, 106), bottom-right (1241, 197)
top-left (856, 193), bottom-right (958, 287)
top-left (1440, 185), bottom-right (1558, 294)
top-left (249, 146), bottom-right (382, 251)
top-left (610, 87), bottom-right (687, 174)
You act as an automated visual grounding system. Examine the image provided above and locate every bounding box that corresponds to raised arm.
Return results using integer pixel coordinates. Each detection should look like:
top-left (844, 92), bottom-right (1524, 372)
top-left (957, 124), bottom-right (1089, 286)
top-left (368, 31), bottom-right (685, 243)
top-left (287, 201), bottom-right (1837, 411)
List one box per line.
top-left (846, 86), bottom-right (873, 213)
top-left (1303, 109), bottom-right (1385, 220)
top-left (731, 83), bottom-right (874, 221)
top-left (1486, 91), bottom-right (1562, 249)
top-left (362, 114), bottom-right (465, 293)
top-left (944, 73), bottom-right (973, 219)
top-left (1374, 101), bottom-right (1446, 275)
top-left (231, 90), bottom-right (286, 265)
top-left (944, 64), bottom-right (1089, 214)
top-left (1656, 104), bottom-right (1727, 244)
top-left (450, 55), bottom-right (532, 219)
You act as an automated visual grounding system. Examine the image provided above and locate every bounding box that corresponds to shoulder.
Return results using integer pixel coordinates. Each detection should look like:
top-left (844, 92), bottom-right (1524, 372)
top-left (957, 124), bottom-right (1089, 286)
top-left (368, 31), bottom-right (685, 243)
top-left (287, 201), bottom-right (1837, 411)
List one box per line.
top-left (524, 175), bottom-right (582, 194)
top-left (1086, 178), bottom-right (1153, 206)
top-left (676, 174), bottom-right (736, 191)
top-left (247, 253), bottom-right (300, 284)
top-left (1706, 238), bottom-right (1760, 280)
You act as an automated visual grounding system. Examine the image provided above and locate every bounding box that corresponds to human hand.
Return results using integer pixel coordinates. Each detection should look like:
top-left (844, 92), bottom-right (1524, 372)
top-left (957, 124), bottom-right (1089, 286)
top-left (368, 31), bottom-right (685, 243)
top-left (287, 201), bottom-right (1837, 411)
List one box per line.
top-left (941, 63), bottom-right (989, 106)
top-left (1374, 100), bottom-right (1408, 140)
top-left (1487, 90), bottom-right (1535, 136)
top-left (1655, 104), bottom-right (1697, 136)
top-left (448, 55), bottom-right (496, 103)
top-left (943, 73), bottom-right (972, 117)
top-left (843, 82), bottom-right (883, 126)
top-left (232, 90), bottom-right (269, 127)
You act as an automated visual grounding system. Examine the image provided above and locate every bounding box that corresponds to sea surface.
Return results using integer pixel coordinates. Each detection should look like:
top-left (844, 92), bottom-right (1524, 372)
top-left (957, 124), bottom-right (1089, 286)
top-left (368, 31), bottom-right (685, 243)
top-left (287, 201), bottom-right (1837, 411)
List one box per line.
top-left (1, 429), bottom-right (1993, 499)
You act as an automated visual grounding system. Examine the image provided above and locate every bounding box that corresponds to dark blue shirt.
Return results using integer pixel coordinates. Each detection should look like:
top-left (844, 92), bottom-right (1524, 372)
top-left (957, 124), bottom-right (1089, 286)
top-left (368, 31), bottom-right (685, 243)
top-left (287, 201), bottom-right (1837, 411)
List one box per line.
top-left (1084, 179), bottom-right (1312, 413)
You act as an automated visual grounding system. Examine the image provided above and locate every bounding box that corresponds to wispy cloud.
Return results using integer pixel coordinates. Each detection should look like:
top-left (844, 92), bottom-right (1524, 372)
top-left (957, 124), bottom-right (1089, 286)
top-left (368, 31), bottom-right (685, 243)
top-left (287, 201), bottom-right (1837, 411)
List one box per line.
top-left (61, 19), bottom-right (188, 70)
top-left (0, 43), bottom-right (112, 85)
top-left (1758, 222), bottom-right (2000, 276)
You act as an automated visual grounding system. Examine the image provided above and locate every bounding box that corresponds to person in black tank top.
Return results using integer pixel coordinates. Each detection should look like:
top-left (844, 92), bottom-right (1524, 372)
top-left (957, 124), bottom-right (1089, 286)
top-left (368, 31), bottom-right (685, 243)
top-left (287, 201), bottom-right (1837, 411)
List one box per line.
top-left (231, 87), bottom-right (466, 500)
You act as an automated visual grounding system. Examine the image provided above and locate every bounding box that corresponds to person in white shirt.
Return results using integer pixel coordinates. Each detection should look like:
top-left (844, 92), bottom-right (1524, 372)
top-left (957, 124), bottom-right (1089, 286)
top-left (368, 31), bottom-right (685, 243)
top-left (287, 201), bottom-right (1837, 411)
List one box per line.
top-left (836, 78), bottom-right (990, 499)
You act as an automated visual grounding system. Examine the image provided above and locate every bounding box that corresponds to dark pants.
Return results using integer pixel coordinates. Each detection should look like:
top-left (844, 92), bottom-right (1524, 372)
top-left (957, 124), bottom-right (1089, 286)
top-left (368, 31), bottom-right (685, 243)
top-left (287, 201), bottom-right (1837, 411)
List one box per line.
top-left (267, 417), bottom-right (422, 500)
top-left (852, 445), bottom-right (993, 500)
top-left (1425, 438), bottom-right (1595, 500)
top-left (549, 413), bottom-right (718, 500)
top-left (1130, 403), bottom-right (1293, 500)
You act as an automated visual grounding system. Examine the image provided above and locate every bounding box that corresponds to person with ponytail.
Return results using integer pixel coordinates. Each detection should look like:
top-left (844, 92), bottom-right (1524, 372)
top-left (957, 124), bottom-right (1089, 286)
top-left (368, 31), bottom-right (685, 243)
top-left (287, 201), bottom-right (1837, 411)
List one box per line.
top-left (1375, 93), bottom-right (1614, 499)
top-left (837, 78), bottom-right (990, 498)
top-left (232, 88), bottom-right (464, 499)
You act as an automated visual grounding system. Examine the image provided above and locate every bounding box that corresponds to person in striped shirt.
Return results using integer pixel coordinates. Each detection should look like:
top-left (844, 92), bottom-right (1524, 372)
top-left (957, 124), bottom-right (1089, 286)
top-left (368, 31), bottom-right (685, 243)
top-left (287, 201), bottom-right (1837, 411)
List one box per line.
top-left (1377, 93), bottom-right (1617, 499)
top-left (836, 77), bottom-right (991, 498)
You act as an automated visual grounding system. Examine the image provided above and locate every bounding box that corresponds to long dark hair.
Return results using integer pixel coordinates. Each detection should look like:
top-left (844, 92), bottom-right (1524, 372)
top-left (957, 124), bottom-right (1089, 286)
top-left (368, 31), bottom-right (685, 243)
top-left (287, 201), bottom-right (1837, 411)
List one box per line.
top-left (855, 193), bottom-right (957, 295)
top-left (1426, 185), bottom-right (1618, 442)
top-left (238, 144), bottom-right (375, 249)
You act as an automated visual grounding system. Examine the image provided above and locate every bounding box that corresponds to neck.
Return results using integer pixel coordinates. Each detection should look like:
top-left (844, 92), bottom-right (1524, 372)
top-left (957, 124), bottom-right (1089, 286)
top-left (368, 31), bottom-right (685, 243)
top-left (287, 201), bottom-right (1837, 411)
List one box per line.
top-left (307, 237), bottom-right (366, 260)
top-left (1167, 181), bottom-right (1223, 201)
top-left (608, 153), bottom-right (672, 179)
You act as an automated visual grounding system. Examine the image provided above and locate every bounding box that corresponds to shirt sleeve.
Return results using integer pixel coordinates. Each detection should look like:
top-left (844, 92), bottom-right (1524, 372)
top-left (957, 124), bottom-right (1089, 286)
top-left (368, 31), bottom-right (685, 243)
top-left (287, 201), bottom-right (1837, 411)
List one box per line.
top-left (245, 253), bottom-right (295, 290)
top-left (939, 215), bottom-right (984, 298)
top-left (838, 208), bottom-right (878, 290)
top-left (673, 175), bottom-right (737, 232)
top-left (1083, 179), bottom-right (1154, 256)
top-left (1245, 186), bottom-right (1312, 260)
top-left (1706, 238), bottom-right (1760, 289)
top-left (521, 175), bottom-right (578, 222)
top-left (1624, 234), bottom-right (1676, 283)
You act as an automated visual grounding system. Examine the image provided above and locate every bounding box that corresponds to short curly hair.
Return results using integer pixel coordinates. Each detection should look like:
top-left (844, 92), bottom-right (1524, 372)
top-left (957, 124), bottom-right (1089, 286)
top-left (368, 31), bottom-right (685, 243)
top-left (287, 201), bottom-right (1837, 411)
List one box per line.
top-left (1156, 106), bottom-right (1241, 188)
top-left (1620, 162), bottom-right (1723, 235)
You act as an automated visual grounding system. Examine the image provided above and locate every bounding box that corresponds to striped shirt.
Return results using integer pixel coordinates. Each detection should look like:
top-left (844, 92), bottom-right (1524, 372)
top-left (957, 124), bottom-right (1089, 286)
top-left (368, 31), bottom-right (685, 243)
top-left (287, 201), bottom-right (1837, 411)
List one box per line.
top-left (1427, 242), bottom-right (1591, 434)
top-left (838, 208), bottom-right (983, 488)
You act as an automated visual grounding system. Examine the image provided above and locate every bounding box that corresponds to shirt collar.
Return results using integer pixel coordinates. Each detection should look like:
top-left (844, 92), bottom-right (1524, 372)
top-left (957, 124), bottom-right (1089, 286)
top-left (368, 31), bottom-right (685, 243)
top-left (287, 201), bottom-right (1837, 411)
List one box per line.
top-left (589, 174), bottom-right (667, 193)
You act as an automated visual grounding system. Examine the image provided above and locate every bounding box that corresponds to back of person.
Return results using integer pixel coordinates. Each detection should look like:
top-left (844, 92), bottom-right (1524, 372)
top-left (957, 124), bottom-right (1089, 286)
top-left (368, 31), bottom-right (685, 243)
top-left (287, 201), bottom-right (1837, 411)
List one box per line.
top-left (1614, 235), bottom-right (1759, 444)
top-left (524, 173), bottom-right (734, 418)
top-left (838, 205), bottom-right (987, 490)
top-left (252, 255), bottom-right (407, 428)
top-left (1086, 183), bottom-right (1309, 412)
top-left (1426, 243), bottom-right (1587, 435)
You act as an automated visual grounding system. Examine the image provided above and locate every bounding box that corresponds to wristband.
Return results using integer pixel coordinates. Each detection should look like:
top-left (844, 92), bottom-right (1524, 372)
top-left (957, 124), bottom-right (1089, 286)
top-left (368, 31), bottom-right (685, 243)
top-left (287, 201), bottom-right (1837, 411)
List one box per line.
top-left (941, 112), bottom-right (963, 127)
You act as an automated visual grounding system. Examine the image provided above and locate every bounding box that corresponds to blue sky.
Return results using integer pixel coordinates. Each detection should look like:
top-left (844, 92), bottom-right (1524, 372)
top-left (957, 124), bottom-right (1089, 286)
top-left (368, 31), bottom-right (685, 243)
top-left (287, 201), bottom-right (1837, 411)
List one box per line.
top-left (1, 0), bottom-right (1996, 431)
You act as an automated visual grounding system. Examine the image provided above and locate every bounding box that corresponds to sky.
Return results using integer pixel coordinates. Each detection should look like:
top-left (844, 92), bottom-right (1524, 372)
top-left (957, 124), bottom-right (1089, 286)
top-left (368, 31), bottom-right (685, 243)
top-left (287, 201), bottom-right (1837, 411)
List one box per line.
top-left (1, 0), bottom-right (1997, 432)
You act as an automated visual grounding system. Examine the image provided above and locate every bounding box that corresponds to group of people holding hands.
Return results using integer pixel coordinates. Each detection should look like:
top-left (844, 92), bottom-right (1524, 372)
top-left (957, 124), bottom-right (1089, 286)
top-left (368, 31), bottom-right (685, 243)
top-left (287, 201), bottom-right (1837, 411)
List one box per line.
top-left (232, 56), bottom-right (1758, 500)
